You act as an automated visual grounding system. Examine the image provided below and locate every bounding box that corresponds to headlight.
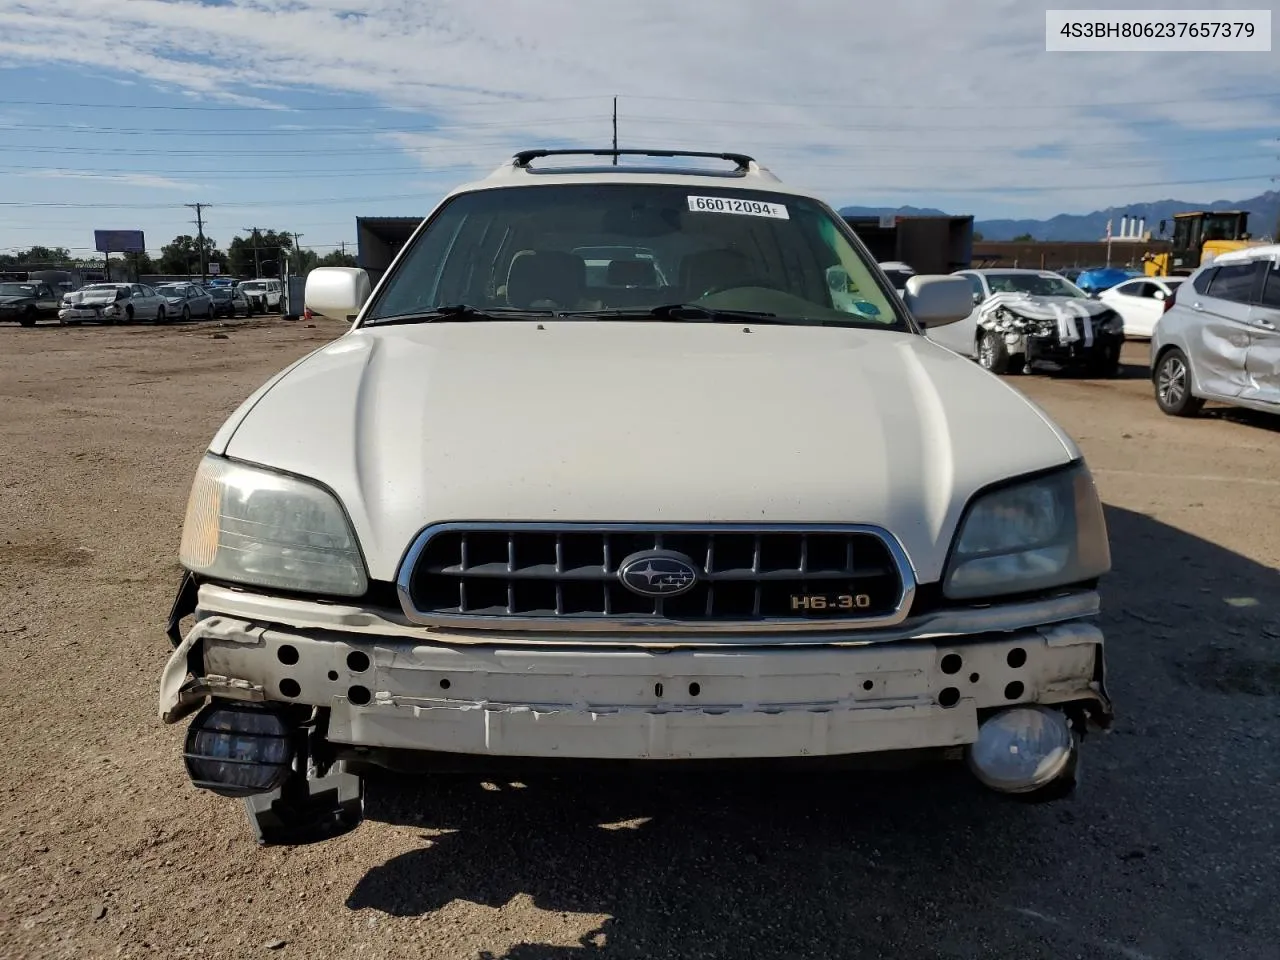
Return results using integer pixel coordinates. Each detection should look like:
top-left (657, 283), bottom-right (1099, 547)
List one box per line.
top-left (178, 455), bottom-right (367, 596)
top-left (943, 463), bottom-right (1109, 600)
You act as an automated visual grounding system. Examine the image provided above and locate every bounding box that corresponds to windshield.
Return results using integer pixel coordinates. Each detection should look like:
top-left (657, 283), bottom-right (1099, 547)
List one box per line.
top-left (82, 284), bottom-right (124, 293)
top-left (984, 273), bottom-right (1085, 298)
top-left (157, 285), bottom-right (185, 294)
top-left (241, 281), bottom-right (265, 291)
top-left (0, 283), bottom-right (36, 296)
top-left (210, 288), bottom-right (232, 299)
top-left (364, 183), bottom-right (904, 329)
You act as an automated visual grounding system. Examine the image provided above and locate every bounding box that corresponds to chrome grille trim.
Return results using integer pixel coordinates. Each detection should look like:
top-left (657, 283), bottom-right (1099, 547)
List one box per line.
top-left (395, 522), bottom-right (917, 633)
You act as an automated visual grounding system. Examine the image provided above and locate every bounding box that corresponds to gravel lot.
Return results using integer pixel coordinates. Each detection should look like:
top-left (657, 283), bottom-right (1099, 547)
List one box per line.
top-left (2, 319), bottom-right (1278, 960)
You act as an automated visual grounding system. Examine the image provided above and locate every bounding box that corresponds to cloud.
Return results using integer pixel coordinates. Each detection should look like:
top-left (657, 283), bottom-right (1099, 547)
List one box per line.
top-left (0, 0), bottom-right (1275, 217)
top-left (24, 168), bottom-right (204, 191)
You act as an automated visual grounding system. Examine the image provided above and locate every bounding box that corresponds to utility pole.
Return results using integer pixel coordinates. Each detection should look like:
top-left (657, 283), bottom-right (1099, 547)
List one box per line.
top-left (339, 240), bottom-right (347, 258)
top-left (612, 96), bottom-right (618, 163)
top-left (186, 202), bottom-right (210, 283)
top-left (243, 226), bottom-right (263, 278)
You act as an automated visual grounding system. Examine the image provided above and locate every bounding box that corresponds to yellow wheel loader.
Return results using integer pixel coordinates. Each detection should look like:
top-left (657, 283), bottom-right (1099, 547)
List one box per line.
top-left (1143, 210), bottom-right (1265, 277)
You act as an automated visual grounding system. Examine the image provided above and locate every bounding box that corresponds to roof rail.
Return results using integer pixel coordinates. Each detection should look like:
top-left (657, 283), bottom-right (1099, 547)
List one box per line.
top-left (511, 148), bottom-right (755, 172)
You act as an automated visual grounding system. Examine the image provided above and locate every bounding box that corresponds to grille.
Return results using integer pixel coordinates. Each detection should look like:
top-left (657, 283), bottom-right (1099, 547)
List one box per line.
top-left (399, 524), bottom-right (910, 630)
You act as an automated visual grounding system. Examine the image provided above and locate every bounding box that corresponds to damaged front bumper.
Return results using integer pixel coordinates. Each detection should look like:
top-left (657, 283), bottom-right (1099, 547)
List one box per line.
top-left (980, 302), bottom-right (1125, 372)
top-left (160, 583), bottom-right (1112, 764)
top-left (1022, 328), bottom-right (1124, 370)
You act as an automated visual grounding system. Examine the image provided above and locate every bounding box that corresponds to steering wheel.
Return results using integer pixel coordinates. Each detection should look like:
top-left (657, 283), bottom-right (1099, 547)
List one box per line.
top-left (696, 276), bottom-right (790, 298)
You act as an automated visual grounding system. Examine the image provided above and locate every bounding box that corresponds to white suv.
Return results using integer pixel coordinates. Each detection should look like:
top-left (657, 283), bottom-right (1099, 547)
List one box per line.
top-left (159, 149), bottom-right (1113, 844)
top-left (240, 278), bottom-right (283, 313)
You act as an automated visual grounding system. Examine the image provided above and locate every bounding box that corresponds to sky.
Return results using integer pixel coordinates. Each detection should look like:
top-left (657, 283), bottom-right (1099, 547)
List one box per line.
top-left (0, 0), bottom-right (1277, 259)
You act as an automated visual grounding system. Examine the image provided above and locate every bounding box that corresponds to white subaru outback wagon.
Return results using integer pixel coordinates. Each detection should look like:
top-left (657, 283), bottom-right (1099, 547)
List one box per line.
top-left (159, 149), bottom-right (1113, 844)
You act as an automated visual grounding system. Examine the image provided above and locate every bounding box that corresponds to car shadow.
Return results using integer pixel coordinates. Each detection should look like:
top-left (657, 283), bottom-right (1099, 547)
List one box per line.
top-left (1028, 360), bottom-right (1147, 381)
top-left (1202, 405), bottom-right (1280, 434)
top-left (342, 506), bottom-right (1280, 958)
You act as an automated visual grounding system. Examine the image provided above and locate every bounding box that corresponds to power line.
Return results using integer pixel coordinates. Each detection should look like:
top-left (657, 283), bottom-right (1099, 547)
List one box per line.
top-left (0, 192), bottom-right (432, 209)
top-left (0, 148), bottom-right (1269, 182)
top-left (0, 87), bottom-right (1275, 112)
top-left (0, 95), bottom-right (606, 112)
top-left (0, 172), bottom-right (1274, 211)
top-left (1, 115), bottom-right (609, 137)
top-left (5, 108), bottom-right (1275, 138)
top-left (623, 89), bottom-right (1280, 110)
top-left (0, 127), bottom-right (1272, 160)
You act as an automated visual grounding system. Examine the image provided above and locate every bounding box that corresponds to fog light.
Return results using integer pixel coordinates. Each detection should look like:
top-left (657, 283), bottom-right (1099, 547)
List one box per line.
top-left (183, 703), bottom-right (294, 798)
top-left (966, 706), bottom-right (1074, 794)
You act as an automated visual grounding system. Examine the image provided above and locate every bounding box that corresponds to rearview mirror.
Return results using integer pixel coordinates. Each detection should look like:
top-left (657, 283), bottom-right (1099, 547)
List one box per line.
top-left (305, 267), bottom-right (371, 320)
top-left (904, 275), bottom-right (972, 327)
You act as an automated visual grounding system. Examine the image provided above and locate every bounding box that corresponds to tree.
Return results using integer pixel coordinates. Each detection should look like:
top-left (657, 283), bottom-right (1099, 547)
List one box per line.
top-left (1012, 233), bottom-right (1035, 242)
top-left (0, 245), bottom-right (73, 266)
top-left (228, 229), bottom-right (294, 278)
top-left (317, 250), bottom-right (358, 267)
top-left (131, 250), bottom-right (157, 276)
top-left (972, 231), bottom-right (984, 242)
top-left (287, 248), bottom-right (319, 275)
top-left (158, 234), bottom-right (225, 276)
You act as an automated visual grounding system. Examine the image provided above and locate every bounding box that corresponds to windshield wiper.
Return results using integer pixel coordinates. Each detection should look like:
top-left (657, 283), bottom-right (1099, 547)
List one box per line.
top-left (560, 303), bottom-right (801, 324)
top-left (364, 304), bottom-right (556, 326)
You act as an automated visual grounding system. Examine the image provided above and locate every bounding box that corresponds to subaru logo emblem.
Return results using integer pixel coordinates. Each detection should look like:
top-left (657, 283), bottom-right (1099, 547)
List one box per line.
top-left (617, 550), bottom-right (699, 598)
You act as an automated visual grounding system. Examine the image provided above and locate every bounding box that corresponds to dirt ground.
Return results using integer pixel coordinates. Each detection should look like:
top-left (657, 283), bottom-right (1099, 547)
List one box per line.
top-left (2, 318), bottom-right (1278, 960)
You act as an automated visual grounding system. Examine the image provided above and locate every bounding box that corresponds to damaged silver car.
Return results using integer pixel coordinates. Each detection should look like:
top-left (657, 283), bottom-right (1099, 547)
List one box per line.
top-left (928, 268), bottom-right (1126, 376)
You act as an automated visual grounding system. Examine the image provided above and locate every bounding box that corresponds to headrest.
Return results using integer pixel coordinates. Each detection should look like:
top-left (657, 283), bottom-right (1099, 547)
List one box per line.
top-left (506, 250), bottom-right (586, 308)
top-left (606, 259), bottom-right (658, 287)
top-left (679, 248), bottom-right (753, 294)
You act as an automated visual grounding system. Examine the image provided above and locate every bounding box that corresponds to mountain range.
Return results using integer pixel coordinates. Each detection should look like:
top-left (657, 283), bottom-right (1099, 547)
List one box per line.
top-left (839, 190), bottom-right (1280, 242)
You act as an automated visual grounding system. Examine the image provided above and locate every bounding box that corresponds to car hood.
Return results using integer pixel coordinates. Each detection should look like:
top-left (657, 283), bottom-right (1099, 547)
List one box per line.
top-left (0, 296), bottom-right (35, 305)
top-left (980, 294), bottom-right (1112, 320)
top-left (66, 291), bottom-right (119, 304)
top-left (218, 322), bottom-right (1077, 583)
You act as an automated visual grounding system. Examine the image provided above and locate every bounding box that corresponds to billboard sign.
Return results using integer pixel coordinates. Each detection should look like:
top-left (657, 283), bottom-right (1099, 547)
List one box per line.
top-left (208, 262), bottom-right (221, 275)
top-left (94, 230), bottom-right (146, 253)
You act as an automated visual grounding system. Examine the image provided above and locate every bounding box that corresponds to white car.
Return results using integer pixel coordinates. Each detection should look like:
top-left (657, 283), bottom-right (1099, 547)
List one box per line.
top-left (159, 148), bottom-right (1113, 844)
top-left (1096, 276), bottom-right (1185, 338)
top-left (878, 260), bottom-right (916, 298)
top-left (58, 282), bottom-right (169, 324)
top-left (930, 268), bottom-right (1125, 376)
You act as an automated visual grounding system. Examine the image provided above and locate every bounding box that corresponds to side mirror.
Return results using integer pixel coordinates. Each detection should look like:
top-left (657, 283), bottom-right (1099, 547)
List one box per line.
top-left (305, 267), bottom-right (371, 320)
top-left (1153, 290), bottom-right (1166, 301)
top-left (971, 290), bottom-right (983, 305)
top-left (904, 275), bottom-right (972, 327)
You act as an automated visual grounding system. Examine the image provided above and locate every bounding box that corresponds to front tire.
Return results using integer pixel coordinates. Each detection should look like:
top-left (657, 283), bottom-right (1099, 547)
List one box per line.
top-left (1088, 341), bottom-right (1123, 379)
top-left (156, 305), bottom-right (167, 324)
top-left (19, 307), bottom-right (37, 327)
top-left (181, 304), bottom-right (191, 322)
top-left (977, 329), bottom-right (1013, 374)
top-left (1154, 348), bottom-right (1203, 416)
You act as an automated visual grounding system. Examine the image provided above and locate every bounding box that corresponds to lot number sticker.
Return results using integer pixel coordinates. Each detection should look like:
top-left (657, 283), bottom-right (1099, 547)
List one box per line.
top-left (687, 195), bottom-right (789, 219)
